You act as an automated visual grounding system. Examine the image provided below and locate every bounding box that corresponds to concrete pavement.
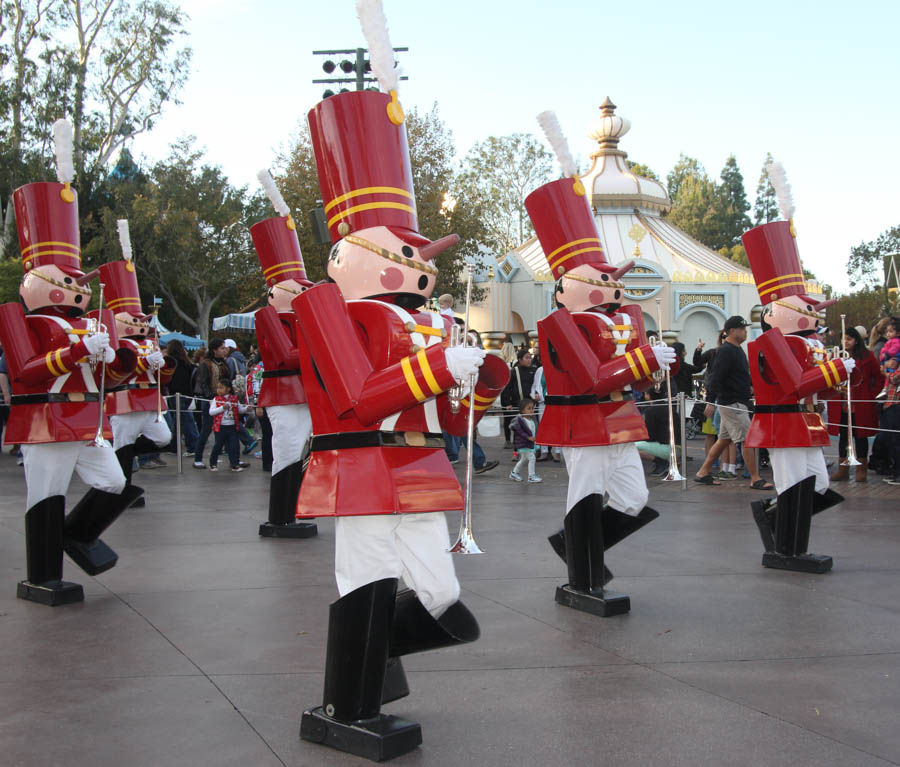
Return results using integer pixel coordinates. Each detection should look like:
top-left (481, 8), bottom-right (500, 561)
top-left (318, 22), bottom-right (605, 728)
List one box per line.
top-left (1, 436), bottom-right (898, 767)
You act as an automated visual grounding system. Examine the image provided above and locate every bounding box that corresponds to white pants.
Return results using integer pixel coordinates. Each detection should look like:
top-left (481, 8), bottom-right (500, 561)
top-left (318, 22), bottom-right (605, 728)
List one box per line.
top-left (562, 442), bottom-right (648, 516)
top-left (267, 403), bottom-right (312, 475)
top-left (110, 411), bottom-right (172, 450)
top-left (22, 441), bottom-right (126, 509)
top-left (335, 513), bottom-right (460, 618)
top-left (768, 447), bottom-right (829, 496)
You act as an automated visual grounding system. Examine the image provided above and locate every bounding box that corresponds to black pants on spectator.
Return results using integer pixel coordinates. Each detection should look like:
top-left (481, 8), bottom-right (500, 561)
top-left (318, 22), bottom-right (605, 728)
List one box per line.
top-left (194, 400), bottom-right (213, 462)
top-left (880, 405), bottom-right (900, 477)
top-left (210, 424), bottom-right (240, 469)
top-left (837, 410), bottom-right (869, 460)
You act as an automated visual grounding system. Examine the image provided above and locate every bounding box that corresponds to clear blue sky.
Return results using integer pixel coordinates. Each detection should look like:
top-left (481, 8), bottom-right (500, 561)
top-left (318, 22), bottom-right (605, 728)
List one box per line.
top-left (133, 0), bottom-right (900, 294)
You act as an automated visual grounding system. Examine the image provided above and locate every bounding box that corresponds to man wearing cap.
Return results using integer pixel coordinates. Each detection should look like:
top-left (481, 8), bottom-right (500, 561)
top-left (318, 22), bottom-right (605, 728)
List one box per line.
top-left (249, 187), bottom-right (317, 539)
top-left (293, 84), bottom-right (509, 758)
top-left (742, 219), bottom-right (853, 573)
top-left (524, 173), bottom-right (676, 617)
top-left (0, 156), bottom-right (142, 605)
top-left (693, 316), bottom-right (770, 489)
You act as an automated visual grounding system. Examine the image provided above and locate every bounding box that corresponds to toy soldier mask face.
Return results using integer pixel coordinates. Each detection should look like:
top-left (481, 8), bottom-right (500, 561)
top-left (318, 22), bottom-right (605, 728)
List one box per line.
top-left (268, 278), bottom-right (309, 312)
top-left (115, 311), bottom-right (150, 339)
top-left (768, 294), bottom-right (824, 336)
top-left (558, 264), bottom-right (625, 313)
top-left (327, 225), bottom-right (440, 307)
top-left (19, 265), bottom-right (92, 316)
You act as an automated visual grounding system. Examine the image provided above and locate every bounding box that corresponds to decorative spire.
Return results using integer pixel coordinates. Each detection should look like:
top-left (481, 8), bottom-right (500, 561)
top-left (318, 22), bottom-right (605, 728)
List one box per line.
top-left (588, 97), bottom-right (631, 154)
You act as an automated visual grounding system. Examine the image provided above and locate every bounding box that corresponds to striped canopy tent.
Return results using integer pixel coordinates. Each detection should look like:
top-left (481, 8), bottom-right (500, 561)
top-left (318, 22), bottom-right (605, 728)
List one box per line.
top-left (212, 312), bottom-right (256, 331)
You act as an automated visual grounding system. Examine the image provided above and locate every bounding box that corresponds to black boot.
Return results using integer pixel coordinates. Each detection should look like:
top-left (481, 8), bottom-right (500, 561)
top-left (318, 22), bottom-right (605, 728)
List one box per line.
top-left (555, 495), bottom-right (630, 617)
top-left (549, 527), bottom-right (613, 583)
top-left (115, 444), bottom-right (145, 508)
top-left (63, 485), bottom-right (144, 575)
top-left (133, 435), bottom-right (160, 455)
top-left (17, 496), bottom-right (84, 606)
top-left (300, 579), bottom-right (422, 761)
top-left (258, 460), bottom-right (317, 538)
top-left (812, 487), bottom-right (844, 515)
top-left (762, 475), bottom-right (832, 573)
top-left (750, 496), bottom-right (777, 552)
top-left (381, 591), bottom-right (480, 706)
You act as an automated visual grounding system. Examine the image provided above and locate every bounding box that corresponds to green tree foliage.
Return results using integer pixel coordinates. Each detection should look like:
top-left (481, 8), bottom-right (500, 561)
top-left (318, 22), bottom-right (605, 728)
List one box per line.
top-left (847, 224), bottom-right (900, 291)
top-left (753, 152), bottom-right (779, 226)
top-left (717, 154), bottom-right (751, 246)
top-left (666, 153), bottom-right (705, 202)
top-left (626, 160), bottom-right (659, 182)
top-left (455, 133), bottom-right (553, 253)
top-left (0, 258), bottom-right (24, 303)
top-left (86, 137), bottom-right (254, 341)
top-left (0, 0), bottom-right (192, 259)
top-left (823, 286), bottom-right (896, 344)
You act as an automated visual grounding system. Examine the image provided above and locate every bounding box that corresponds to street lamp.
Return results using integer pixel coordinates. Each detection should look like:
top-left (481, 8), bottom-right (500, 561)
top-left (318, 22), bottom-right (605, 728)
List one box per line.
top-left (312, 47), bottom-right (408, 100)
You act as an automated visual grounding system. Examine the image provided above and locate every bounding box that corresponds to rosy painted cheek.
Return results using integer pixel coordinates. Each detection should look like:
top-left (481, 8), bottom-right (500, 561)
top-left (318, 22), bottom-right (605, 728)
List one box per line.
top-left (380, 267), bottom-right (404, 291)
top-left (797, 318), bottom-right (809, 329)
top-left (589, 290), bottom-right (606, 306)
top-left (49, 289), bottom-right (65, 304)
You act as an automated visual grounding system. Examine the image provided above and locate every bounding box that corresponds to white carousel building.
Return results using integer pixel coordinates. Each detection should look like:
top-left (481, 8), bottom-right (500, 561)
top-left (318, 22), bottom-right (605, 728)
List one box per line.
top-left (468, 97), bottom-right (824, 350)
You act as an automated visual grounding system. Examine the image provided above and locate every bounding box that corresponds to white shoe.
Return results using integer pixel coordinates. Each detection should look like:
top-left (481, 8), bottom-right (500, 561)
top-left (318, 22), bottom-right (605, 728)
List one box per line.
top-left (528, 475), bottom-right (543, 483)
top-left (208, 464), bottom-right (218, 472)
top-left (509, 471), bottom-right (523, 482)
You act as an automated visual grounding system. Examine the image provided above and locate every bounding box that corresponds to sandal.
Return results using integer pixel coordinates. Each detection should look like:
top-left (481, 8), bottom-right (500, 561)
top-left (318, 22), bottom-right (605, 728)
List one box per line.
top-left (750, 479), bottom-right (775, 490)
top-left (694, 474), bottom-right (721, 486)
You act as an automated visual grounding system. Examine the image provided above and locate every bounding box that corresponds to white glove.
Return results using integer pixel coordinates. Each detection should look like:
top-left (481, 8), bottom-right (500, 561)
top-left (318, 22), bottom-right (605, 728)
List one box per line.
top-left (445, 346), bottom-right (485, 382)
top-left (83, 331), bottom-right (110, 356)
top-left (842, 357), bottom-right (856, 376)
top-left (651, 344), bottom-right (677, 371)
top-left (103, 346), bottom-right (116, 364)
top-left (146, 350), bottom-right (165, 370)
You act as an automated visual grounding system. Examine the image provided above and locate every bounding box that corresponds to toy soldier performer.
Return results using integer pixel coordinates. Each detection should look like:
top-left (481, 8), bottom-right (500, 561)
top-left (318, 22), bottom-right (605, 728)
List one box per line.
top-left (97, 220), bottom-right (174, 509)
top-left (743, 162), bottom-right (851, 573)
top-left (526, 111), bottom-right (676, 617)
top-left (0, 120), bottom-right (141, 606)
top-left (251, 169), bottom-right (317, 539)
top-left (293, 2), bottom-right (509, 759)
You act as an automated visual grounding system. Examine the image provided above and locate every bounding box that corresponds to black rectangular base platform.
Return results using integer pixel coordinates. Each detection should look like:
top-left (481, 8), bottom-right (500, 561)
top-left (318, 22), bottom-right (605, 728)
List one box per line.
top-left (555, 584), bottom-right (630, 617)
top-left (258, 521), bottom-right (318, 539)
top-left (64, 538), bottom-right (118, 575)
top-left (300, 707), bottom-right (422, 762)
top-left (17, 579), bottom-right (84, 606)
top-left (762, 551), bottom-right (833, 574)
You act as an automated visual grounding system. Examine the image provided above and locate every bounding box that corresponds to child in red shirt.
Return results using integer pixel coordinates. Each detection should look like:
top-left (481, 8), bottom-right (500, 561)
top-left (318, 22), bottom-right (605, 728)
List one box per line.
top-left (209, 379), bottom-right (248, 472)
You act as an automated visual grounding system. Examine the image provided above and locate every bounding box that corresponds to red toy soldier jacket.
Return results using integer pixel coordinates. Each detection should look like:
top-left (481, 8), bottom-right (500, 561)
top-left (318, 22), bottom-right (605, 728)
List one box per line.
top-left (105, 337), bottom-right (174, 416)
top-left (291, 283), bottom-right (508, 518)
top-left (746, 329), bottom-right (849, 448)
top-left (254, 305), bottom-right (306, 408)
top-left (536, 306), bottom-right (666, 447)
top-left (0, 303), bottom-right (136, 443)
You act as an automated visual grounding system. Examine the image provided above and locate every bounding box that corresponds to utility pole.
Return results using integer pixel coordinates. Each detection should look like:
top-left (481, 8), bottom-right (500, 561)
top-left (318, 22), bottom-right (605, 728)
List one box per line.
top-left (312, 47), bottom-right (408, 99)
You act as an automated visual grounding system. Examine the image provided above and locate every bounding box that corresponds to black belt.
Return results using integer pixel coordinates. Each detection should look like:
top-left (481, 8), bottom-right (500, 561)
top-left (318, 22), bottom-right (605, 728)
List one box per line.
top-left (545, 393), bottom-right (633, 406)
top-left (754, 404), bottom-right (807, 413)
top-left (127, 382), bottom-right (155, 390)
top-left (311, 431), bottom-right (445, 451)
top-left (11, 392), bottom-right (101, 405)
top-left (261, 368), bottom-right (300, 378)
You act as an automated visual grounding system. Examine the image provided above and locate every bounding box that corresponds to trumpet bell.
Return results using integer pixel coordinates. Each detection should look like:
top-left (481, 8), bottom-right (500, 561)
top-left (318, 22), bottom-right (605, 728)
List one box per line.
top-left (663, 465), bottom-right (685, 482)
top-left (840, 456), bottom-right (862, 467)
top-left (448, 528), bottom-right (484, 555)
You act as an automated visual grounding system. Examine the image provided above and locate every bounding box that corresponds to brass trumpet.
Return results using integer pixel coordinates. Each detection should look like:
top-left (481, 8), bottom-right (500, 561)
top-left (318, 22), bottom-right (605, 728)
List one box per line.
top-left (654, 298), bottom-right (684, 481)
top-left (838, 314), bottom-right (861, 467)
top-left (90, 283), bottom-right (108, 448)
top-left (449, 263), bottom-right (483, 555)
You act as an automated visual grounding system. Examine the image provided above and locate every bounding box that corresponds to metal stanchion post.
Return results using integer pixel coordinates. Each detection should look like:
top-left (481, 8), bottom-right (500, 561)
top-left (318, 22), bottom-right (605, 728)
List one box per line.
top-left (678, 391), bottom-right (687, 490)
top-left (176, 394), bottom-right (183, 475)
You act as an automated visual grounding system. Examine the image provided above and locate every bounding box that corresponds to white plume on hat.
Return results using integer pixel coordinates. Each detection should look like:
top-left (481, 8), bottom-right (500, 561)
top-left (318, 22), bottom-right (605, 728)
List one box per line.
top-left (356, 0), bottom-right (399, 93)
top-left (536, 110), bottom-right (577, 179)
top-left (117, 219), bottom-right (133, 262)
top-left (257, 169), bottom-right (290, 217)
top-left (53, 119), bottom-right (75, 184)
top-left (765, 160), bottom-right (795, 221)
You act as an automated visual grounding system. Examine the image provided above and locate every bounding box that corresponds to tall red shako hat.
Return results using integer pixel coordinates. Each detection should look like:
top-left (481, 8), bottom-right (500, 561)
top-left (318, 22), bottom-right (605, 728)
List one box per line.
top-left (14, 119), bottom-right (83, 277)
top-left (99, 219), bottom-right (145, 316)
top-left (741, 161), bottom-right (834, 311)
top-left (305, 0), bottom-right (456, 259)
top-left (251, 170), bottom-right (311, 287)
top-left (525, 110), bottom-right (632, 281)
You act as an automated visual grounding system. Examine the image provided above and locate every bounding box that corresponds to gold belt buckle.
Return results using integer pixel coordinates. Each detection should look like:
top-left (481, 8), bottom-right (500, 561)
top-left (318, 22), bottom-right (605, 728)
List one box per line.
top-left (609, 390), bottom-right (623, 402)
top-left (68, 392), bottom-right (85, 402)
top-left (807, 403), bottom-right (815, 413)
top-left (404, 431), bottom-right (425, 447)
